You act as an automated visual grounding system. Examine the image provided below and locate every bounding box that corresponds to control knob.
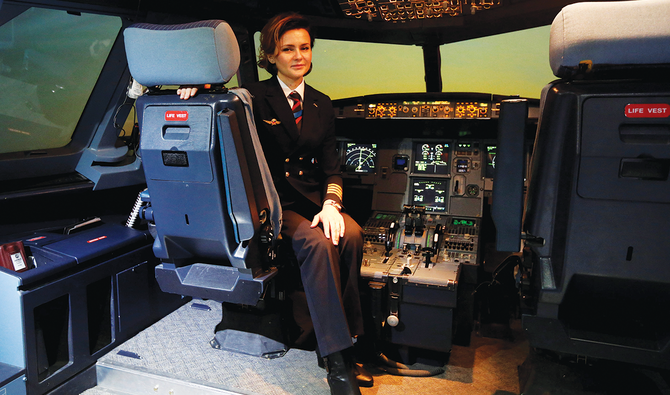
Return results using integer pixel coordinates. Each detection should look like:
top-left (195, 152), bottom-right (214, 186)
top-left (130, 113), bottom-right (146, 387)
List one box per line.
top-left (387, 315), bottom-right (399, 327)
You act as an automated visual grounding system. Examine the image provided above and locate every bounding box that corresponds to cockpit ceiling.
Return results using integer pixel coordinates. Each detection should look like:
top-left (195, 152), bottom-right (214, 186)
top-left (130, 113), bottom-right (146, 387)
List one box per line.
top-left (41, 0), bottom-right (629, 45)
top-left (298, 0), bottom-right (628, 46)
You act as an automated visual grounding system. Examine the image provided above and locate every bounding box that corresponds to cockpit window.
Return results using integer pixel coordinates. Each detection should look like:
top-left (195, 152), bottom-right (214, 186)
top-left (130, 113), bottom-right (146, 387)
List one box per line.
top-left (256, 26), bottom-right (552, 100)
top-left (440, 25), bottom-right (554, 98)
top-left (0, 8), bottom-right (121, 154)
top-left (255, 32), bottom-right (425, 100)
top-left (308, 39), bottom-right (426, 99)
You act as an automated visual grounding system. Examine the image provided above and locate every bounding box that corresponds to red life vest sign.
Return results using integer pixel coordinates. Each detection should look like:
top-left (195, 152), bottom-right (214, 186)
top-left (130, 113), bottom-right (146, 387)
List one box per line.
top-left (165, 111), bottom-right (189, 121)
top-left (624, 103), bottom-right (670, 118)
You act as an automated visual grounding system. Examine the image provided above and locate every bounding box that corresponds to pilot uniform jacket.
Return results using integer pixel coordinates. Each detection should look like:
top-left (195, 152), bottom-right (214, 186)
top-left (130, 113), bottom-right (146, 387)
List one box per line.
top-left (244, 77), bottom-right (364, 358)
top-left (244, 76), bottom-right (343, 210)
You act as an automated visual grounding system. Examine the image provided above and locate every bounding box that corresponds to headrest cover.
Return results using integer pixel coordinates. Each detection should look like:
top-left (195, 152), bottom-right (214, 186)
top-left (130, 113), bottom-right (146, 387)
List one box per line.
top-left (124, 20), bottom-right (240, 87)
top-left (550, 0), bottom-right (670, 78)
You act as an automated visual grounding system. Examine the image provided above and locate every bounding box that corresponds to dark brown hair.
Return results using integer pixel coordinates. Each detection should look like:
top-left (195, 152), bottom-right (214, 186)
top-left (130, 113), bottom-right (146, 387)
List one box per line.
top-left (257, 13), bottom-right (314, 76)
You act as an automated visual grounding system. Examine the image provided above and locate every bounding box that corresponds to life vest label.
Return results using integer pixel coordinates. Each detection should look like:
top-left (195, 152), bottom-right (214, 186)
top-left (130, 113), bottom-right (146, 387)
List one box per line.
top-left (625, 103), bottom-right (670, 118)
top-left (165, 111), bottom-right (189, 121)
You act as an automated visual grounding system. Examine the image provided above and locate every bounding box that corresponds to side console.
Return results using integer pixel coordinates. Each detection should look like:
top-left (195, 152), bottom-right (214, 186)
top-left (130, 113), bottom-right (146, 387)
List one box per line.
top-left (0, 221), bottom-right (184, 395)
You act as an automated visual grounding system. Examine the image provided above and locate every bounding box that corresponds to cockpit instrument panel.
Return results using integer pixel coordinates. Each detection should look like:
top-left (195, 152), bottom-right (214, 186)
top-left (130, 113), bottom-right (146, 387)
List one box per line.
top-left (411, 178), bottom-right (448, 212)
top-left (344, 143), bottom-right (377, 173)
top-left (413, 142), bottom-right (450, 175)
top-left (454, 101), bottom-right (490, 119)
top-left (367, 101), bottom-right (490, 119)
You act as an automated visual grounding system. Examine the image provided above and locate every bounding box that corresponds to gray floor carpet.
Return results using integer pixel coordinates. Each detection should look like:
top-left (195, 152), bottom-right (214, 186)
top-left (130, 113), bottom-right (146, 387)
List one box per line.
top-left (82, 299), bottom-right (530, 395)
top-left (81, 298), bottom-right (670, 395)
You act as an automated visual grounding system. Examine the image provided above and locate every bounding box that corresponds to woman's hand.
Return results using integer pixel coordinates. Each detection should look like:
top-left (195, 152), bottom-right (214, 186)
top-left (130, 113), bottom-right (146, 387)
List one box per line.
top-left (311, 204), bottom-right (345, 245)
top-left (177, 86), bottom-right (199, 100)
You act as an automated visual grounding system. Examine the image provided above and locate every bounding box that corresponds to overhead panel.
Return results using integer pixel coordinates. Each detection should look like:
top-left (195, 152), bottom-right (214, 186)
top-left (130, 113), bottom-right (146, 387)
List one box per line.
top-left (339, 0), bottom-right (503, 22)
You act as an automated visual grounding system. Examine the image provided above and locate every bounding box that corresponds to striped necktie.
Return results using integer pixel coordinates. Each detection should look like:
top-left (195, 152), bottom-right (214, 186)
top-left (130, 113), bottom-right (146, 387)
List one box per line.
top-left (288, 91), bottom-right (302, 130)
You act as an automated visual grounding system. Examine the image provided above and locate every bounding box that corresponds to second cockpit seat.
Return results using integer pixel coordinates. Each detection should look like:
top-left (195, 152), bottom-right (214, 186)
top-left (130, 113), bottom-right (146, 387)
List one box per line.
top-left (124, 20), bottom-right (287, 357)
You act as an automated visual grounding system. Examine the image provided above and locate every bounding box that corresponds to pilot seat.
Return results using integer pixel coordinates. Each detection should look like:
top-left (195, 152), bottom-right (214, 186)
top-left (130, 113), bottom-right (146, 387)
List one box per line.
top-left (123, 20), bottom-right (287, 357)
top-left (494, 0), bottom-right (670, 369)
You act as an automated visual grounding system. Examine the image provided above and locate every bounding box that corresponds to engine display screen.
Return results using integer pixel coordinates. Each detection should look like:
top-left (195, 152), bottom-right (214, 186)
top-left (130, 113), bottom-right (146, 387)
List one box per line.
top-left (413, 142), bottom-right (450, 174)
top-left (411, 178), bottom-right (448, 213)
top-left (344, 143), bottom-right (377, 173)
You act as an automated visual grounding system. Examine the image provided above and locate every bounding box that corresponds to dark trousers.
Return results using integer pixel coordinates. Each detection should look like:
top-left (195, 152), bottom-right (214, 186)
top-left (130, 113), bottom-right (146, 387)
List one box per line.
top-left (282, 208), bottom-right (364, 357)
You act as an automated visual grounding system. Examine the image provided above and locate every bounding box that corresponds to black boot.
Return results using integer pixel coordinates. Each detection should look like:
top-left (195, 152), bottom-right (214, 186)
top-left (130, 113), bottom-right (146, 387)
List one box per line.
top-left (352, 336), bottom-right (374, 387)
top-left (354, 363), bottom-right (373, 388)
top-left (317, 349), bottom-right (372, 388)
top-left (324, 348), bottom-right (361, 395)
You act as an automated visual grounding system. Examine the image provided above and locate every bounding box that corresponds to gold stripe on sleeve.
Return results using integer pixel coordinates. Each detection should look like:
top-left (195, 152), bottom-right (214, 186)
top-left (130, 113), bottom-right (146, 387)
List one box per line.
top-left (326, 184), bottom-right (343, 200)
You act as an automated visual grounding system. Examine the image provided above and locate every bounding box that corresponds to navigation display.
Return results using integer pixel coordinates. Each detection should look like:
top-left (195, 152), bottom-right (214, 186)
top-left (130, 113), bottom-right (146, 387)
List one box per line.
top-left (413, 142), bottom-right (450, 174)
top-left (344, 143), bottom-right (377, 173)
top-left (411, 178), bottom-right (448, 213)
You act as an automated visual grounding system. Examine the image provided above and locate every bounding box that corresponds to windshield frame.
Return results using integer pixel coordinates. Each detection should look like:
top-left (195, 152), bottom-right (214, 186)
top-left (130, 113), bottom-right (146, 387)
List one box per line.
top-left (0, 3), bottom-right (132, 182)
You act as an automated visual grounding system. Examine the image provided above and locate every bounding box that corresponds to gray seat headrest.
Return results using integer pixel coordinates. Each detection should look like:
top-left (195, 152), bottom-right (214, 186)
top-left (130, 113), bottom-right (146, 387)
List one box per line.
top-left (550, 0), bottom-right (670, 78)
top-left (124, 20), bottom-right (240, 87)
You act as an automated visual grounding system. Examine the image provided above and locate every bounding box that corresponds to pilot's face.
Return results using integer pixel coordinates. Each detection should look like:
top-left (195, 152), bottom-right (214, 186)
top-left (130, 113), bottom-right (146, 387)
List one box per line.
top-left (269, 28), bottom-right (312, 88)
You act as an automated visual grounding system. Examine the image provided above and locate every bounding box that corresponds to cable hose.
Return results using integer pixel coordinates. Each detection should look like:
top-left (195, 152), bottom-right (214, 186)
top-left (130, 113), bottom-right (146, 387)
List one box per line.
top-left (126, 188), bottom-right (146, 228)
top-left (374, 353), bottom-right (445, 377)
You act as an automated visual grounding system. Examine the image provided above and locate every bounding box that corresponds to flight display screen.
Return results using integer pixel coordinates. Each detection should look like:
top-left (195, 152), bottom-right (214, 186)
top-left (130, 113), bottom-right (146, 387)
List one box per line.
top-left (413, 142), bottom-right (450, 174)
top-left (485, 145), bottom-right (497, 178)
top-left (411, 178), bottom-right (448, 213)
top-left (344, 143), bottom-right (377, 173)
